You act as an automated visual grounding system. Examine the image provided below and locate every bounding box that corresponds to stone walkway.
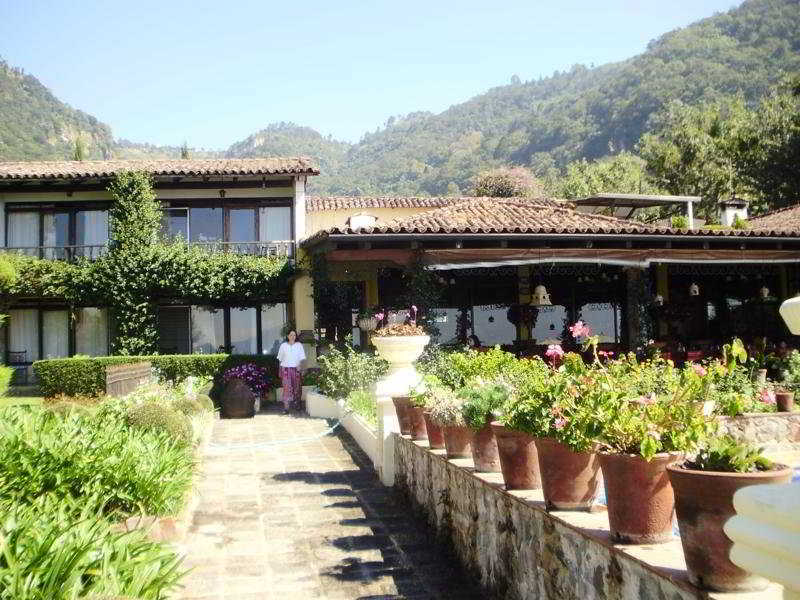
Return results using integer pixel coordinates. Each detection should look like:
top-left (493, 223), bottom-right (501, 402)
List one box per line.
top-left (176, 411), bottom-right (485, 600)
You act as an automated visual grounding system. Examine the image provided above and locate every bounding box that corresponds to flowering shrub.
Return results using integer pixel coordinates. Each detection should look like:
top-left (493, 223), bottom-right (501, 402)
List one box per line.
top-left (317, 344), bottom-right (388, 399)
top-left (222, 363), bottom-right (274, 394)
top-left (424, 380), bottom-right (466, 427)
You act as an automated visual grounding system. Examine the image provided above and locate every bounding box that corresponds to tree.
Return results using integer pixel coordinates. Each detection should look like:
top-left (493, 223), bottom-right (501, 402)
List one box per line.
top-left (737, 76), bottom-right (800, 211)
top-left (473, 166), bottom-right (545, 197)
top-left (180, 141), bottom-right (190, 159)
top-left (546, 151), bottom-right (664, 200)
top-left (638, 99), bottom-right (751, 217)
top-left (72, 137), bottom-right (86, 161)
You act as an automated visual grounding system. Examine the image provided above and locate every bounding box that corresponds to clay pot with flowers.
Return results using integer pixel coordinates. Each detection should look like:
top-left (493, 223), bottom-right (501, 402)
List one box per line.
top-left (668, 436), bottom-right (792, 592)
top-left (371, 306), bottom-right (430, 436)
top-left (220, 363), bottom-right (274, 419)
top-left (426, 383), bottom-right (472, 459)
top-left (459, 380), bottom-right (511, 472)
top-left (410, 377), bottom-right (444, 448)
top-left (596, 356), bottom-right (714, 544)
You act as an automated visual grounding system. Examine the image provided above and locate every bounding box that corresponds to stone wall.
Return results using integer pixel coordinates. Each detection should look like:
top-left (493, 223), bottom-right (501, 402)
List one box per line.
top-left (394, 436), bottom-right (782, 600)
top-left (105, 362), bottom-right (153, 397)
top-left (718, 413), bottom-right (800, 461)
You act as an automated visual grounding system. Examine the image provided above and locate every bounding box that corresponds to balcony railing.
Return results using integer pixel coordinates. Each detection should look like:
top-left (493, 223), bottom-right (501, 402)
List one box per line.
top-left (190, 241), bottom-right (294, 258)
top-left (4, 245), bottom-right (109, 261)
top-left (3, 241), bottom-right (294, 261)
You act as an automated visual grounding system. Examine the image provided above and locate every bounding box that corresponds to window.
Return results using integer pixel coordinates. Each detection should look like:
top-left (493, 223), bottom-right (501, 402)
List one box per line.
top-left (229, 208), bottom-right (257, 243)
top-left (229, 307), bottom-right (258, 354)
top-left (473, 304), bottom-right (517, 346)
top-left (8, 309), bottom-right (39, 361)
top-left (261, 303), bottom-right (287, 354)
top-left (43, 212), bottom-right (70, 259)
top-left (76, 210), bottom-right (109, 246)
top-left (7, 213), bottom-right (39, 249)
top-left (579, 302), bottom-right (620, 344)
top-left (191, 306), bottom-right (225, 353)
top-left (431, 308), bottom-right (460, 344)
top-left (260, 206), bottom-right (292, 242)
top-left (161, 208), bottom-right (189, 241)
top-left (190, 208), bottom-right (223, 243)
top-left (42, 310), bottom-right (69, 359)
top-left (530, 305), bottom-right (568, 345)
top-left (75, 308), bottom-right (109, 356)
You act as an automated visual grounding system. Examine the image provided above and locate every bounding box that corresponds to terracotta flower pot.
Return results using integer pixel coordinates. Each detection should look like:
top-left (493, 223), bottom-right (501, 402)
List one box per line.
top-left (598, 451), bottom-right (682, 544)
top-left (422, 411), bottom-right (445, 449)
top-left (405, 403), bottom-right (428, 440)
top-left (534, 437), bottom-right (600, 511)
top-left (391, 396), bottom-right (413, 436)
top-left (220, 378), bottom-right (256, 419)
top-left (775, 391), bottom-right (794, 412)
top-left (667, 462), bottom-right (793, 592)
top-left (442, 425), bottom-right (472, 459)
top-left (470, 421), bottom-right (501, 472)
top-left (491, 423), bottom-right (541, 489)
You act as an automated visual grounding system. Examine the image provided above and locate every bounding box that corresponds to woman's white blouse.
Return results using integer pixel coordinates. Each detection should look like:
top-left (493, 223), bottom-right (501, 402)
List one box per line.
top-left (277, 341), bottom-right (306, 368)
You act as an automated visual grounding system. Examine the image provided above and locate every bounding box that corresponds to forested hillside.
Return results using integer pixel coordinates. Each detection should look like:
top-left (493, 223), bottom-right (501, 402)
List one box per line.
top-left (0, 59), bottom-right (114, 160)
top-left (1, 0), bottom-right (798, 199)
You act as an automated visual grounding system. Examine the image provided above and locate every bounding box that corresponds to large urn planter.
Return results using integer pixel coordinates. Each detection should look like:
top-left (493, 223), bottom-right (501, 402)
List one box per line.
top-left (220, 378), bottom-right (256, 419)
top-left (470, 421), bottom-right (501, 473)
top-left (492, 423), bottom-right (541, 489)
top-left (422, 411), bottom-right (445, 449)
top-left (666, 462), bottom-right (793, 592)
top-left (534, 437), bottom-right (600, 511)
top-left (391, 397), bottom-right (413, 436)
top-left (442, 425), bottom-right (473, 459)
top-left (598, 452), bottom-right (682, 544)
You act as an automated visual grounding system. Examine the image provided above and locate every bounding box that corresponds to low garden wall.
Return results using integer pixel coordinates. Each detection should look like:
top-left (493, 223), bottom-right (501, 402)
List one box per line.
top-left (719, 413), bottom-right (800, 461)
top-left (306, 390), bottom-right (381, 468)
top-left (394, 436), bottom-right (783, 600)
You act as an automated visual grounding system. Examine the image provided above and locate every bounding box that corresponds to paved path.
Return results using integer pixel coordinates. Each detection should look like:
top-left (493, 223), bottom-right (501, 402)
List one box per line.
top-left (176, 411), bottom-right (485, 600)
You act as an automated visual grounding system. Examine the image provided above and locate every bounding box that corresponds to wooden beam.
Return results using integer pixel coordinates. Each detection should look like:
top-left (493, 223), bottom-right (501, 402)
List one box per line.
top-left (0, 178), bottom-right (294, 194)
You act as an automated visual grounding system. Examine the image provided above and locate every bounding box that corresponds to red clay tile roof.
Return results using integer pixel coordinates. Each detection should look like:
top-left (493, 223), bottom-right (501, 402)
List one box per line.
top-left (305, 197), bottom-right (800, 243)
top-left (0, 158), bottom-right (318, 180)
top-left (749, 204), bottom-right (800, 231)
top-left (306, 195), bottom-right (567, 212)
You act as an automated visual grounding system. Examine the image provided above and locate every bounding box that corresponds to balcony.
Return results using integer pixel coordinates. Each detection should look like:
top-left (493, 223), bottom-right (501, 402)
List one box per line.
top-left (3, 240), bottom-right (294, 262)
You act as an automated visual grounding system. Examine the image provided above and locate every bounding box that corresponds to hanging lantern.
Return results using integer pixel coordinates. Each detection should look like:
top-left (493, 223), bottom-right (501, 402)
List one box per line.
top-left (531, 284), bottom-right (552, 306)
top-left (779, 295), bottom-right (800, 334)
top-left (689, 283), bottom-right (700, 297)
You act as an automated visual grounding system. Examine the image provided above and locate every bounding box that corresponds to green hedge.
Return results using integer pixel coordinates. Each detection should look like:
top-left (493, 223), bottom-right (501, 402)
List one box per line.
top-left (32, 354), bottom-right (279, 398)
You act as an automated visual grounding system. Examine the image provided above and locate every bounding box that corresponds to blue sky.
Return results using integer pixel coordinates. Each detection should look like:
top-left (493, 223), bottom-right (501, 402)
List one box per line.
top-left (0, 0), bottom-right (741, 149)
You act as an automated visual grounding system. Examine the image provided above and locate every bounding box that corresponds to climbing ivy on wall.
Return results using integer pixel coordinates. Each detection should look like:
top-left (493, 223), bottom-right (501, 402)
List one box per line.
top-left (2, 171), bottom-right (294, 355)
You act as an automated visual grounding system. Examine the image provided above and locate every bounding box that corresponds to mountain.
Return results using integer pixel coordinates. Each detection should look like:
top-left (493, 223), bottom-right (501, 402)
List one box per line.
top-left (1, 0), bottom-right (798, 197)
top-left (0, 58), bottom-right (114, 160)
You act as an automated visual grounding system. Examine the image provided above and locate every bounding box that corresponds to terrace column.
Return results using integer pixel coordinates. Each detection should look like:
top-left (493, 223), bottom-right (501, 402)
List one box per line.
top-left (625, 267), bottom-right (647, 350)
top-left (292, 176), bottom-right (316, 366)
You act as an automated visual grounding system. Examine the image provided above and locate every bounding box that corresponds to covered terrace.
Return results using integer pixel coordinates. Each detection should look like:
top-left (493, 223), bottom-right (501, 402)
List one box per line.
top-left (303, 197), bottom-right (800, 361)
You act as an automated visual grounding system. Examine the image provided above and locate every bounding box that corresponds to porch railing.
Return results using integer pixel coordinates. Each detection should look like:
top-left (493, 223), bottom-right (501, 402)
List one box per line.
top-left (3, 240), bottom-right (294, 261)
top-left (4, 245), bottom-right (108, 261)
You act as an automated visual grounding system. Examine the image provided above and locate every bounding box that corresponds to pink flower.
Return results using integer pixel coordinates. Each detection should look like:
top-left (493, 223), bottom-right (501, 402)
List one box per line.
top-left (691, 363), bottom-right (707, 377)
top-left (760, 388), bottom-right (777, 405)
top-left (374, 312), bottom-right (384, 321)
top-left (554, 417), bottom-right (568, 430)
top-left (632, 392), bottom-right (657, 406)
top-left (545, 344), bottom-right (564, 359)
top-left (598, 350), bottom-right (614, 359)
top-left (569, 321), bottom-right (592, 339)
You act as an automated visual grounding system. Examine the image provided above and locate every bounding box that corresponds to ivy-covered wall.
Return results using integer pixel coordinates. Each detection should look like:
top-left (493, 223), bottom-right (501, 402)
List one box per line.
top-left (1, 171), bottom-right (294, 355)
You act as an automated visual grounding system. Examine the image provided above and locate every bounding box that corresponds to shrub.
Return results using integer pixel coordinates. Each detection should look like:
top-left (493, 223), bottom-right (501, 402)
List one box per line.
top-left (32, 354), bottom-right (278, 398)
top-left (0, 407), bottom-right (193, 516)
top-left (0, 364), bottom-right (13, 396)
top-left (460, 381), bottom-right (513, 430)
top-left (425, 382), bottom-right (466, 427)
top-left (45, 401), bottom-right (93, 419)
top-left (172, 396), bottom-right (203, 417)
top-left (670, 214), bottom-right (689, 229)
top-left (0, 495), bottom-right (185, 600)
top-left (345, 390), bottom-right (378, 427)
top-left (317, 344), bottom-right (388, 399)
top-left (194, 393), bottom-right (215, 412)
top-left (124, 403), bottom-right (193, 447)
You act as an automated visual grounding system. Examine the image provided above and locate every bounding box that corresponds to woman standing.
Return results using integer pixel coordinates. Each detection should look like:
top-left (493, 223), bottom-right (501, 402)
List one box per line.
top-left (277, 329), bottom-right (306, 414)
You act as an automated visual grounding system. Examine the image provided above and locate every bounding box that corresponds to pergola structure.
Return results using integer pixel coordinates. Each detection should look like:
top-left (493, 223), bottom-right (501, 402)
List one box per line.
top-left (303, 198), bottom-right (800, 359)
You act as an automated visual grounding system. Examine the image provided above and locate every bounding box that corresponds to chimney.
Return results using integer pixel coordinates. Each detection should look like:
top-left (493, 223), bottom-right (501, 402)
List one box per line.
top-left (718, 198), bottom-right (748, 227)
top-left (347, 213), bottom-right (378, 231)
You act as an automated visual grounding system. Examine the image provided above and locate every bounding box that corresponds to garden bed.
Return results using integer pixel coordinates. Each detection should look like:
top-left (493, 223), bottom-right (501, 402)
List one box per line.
top-left (395, 435), bottom-right (784, 600)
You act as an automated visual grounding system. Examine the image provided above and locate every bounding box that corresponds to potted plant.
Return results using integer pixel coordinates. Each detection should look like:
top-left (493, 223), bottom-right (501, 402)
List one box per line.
top-left (426, 385), bottom-right (471, 459)
top-left (597, 358), bottom-right (713, 543)
top-left (667, 436), bottom-right (792, 592)
top-left (357, 306), bottom-right (380, 332)
top-left (459, 380), bottom-right (510, 473)
top-left (372, 306), bottom-right (430, 433)
top-left (777, 349), bottom-right (800, 412)
top-left (220, 363), bottom-right (273, 418)
top-left (410, 378), bottom-right (443, 447)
